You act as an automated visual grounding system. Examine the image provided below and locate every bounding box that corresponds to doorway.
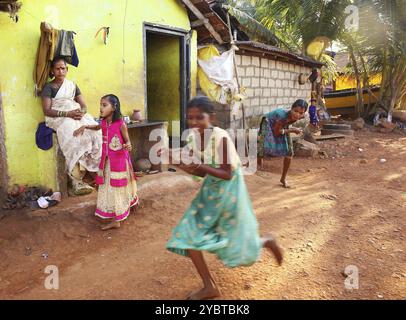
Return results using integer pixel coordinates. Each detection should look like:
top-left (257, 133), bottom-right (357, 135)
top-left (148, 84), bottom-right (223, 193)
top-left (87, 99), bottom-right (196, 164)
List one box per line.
top-left (144, 23), bottom-right (191, 145)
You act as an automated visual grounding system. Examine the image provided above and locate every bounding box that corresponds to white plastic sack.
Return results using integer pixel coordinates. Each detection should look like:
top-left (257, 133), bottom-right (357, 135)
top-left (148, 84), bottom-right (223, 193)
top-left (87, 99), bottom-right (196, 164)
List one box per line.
top-left (198, 49), bottom-right (238, 104)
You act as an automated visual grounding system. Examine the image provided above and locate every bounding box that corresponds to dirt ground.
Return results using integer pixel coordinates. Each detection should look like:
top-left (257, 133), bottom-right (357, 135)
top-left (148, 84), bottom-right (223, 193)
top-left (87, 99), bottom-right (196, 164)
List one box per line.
top-left (0, 130), bottom-right (405, 300)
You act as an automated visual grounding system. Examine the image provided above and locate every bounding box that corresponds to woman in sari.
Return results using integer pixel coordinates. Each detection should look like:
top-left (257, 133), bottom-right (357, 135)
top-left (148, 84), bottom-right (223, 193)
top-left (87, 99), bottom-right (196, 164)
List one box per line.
top-left (258, 99), bottom-right (308, 188)
top-left (41, 57), bottom-right (102, 195)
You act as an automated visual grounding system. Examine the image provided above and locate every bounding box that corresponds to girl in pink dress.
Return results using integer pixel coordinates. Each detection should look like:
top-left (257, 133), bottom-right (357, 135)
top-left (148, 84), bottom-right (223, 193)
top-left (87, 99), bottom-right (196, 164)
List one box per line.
top-left (73, 94), bottom-right (138, 230)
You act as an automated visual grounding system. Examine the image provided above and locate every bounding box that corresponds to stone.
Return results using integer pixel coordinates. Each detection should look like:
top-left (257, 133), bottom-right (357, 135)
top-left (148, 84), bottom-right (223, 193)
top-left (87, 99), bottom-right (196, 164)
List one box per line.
top-left (242, 78), bottom-right (251, 87)
top-left (255, 68), bottom-right (261, 77)
top-left (252, 56), bottom-right (260, 66)
top-left (303, 128), bottom-right (317, 144)
top-left (242, 55), bottom-right (251, 66)
top-left (261, 78), bottom-right (268, 88)
top-left (252, 78), bottom-right (260, 87)
top-left (246, 67), bottom-right (254, 76)
top-left (271, 70), bottom-right (278, 78)
top-left (251, 98), bottom-right (259, 107)
top-left (294, 139), bottom-right (320, 157)
top-left (352, 118), bottom-right (365, 130)
top-left (261, 58), bottom-right (269, 68)
top-left (244, 283), bottom-right (253, 290)
top-left (236, 67), bottom-right (245, 77)
top-left (275, 79), bottom-right (282, 88)
top-left (269, 79), bottom-right (276, 87)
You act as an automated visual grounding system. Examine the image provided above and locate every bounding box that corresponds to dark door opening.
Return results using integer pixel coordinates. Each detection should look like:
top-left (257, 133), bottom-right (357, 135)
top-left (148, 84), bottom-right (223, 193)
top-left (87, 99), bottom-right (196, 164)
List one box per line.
top-left (144, 24), bottom-right (190, 146)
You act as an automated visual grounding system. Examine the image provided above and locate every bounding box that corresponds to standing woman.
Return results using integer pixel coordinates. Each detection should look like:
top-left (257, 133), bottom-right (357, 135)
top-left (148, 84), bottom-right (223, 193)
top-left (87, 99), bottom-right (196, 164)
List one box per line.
top-left (258, 99), bottom-right (308, 188)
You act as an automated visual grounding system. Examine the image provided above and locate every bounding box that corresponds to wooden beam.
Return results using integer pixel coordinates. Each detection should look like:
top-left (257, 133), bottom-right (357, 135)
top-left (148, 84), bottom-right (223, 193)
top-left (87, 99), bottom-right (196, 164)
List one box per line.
top-left (191, 19), bottom-right (206, 28)
top-left (182, 0), bottom-right (224, 44)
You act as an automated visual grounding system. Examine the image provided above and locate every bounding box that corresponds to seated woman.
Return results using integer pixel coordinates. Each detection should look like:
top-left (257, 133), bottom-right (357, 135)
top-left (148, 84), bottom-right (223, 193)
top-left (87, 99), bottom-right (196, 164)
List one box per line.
top-left (41, 57), bottom-right (102, 195)
top-left (257, 99), bottom-right (308, 188)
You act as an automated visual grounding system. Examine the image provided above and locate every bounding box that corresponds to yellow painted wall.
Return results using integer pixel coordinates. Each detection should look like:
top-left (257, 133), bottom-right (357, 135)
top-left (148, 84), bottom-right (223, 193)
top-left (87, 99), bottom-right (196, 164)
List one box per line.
top-left (335, 73), bottom-right (382, 91)
top-left (147, 33), bottom-right (180, 137)
top-left (0, 0), bottom-right (196, 190)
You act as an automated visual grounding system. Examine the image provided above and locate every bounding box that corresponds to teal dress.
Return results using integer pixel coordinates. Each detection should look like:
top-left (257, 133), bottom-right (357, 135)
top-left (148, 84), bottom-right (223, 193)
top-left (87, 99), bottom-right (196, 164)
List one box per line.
top-left (258, 108), bottom-right (293, 158)
top-left (166, 127), bottom-right (262, 268)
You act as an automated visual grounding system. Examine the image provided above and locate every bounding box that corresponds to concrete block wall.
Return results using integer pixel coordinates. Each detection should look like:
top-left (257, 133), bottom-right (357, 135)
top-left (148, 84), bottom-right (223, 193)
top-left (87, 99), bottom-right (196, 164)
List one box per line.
top-left (233, 54), bottom-right (313, 129)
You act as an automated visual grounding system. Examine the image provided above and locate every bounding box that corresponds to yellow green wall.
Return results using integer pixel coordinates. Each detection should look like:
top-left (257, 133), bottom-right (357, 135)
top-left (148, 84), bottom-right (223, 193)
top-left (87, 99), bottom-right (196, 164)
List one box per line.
top-left (147, 33), bottom-right (180, 137)
top-left (0, 0), bottom-right (196, 190)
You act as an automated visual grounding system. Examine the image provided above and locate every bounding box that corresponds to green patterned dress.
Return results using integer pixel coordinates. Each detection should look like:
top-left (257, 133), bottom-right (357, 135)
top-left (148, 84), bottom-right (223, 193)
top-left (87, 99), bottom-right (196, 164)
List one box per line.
top-left (166, 127), bottom-right (263, 268)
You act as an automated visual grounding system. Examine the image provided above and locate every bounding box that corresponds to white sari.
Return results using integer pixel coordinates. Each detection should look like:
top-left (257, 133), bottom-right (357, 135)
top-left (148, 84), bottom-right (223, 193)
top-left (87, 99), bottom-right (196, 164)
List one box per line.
top-left (45, 79), bottom-right (102, 174)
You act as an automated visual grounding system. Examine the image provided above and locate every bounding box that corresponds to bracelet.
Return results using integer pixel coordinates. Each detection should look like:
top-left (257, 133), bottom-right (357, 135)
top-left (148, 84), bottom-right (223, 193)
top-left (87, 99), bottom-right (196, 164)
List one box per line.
top-left (281, 129), bottom-right (285, 135)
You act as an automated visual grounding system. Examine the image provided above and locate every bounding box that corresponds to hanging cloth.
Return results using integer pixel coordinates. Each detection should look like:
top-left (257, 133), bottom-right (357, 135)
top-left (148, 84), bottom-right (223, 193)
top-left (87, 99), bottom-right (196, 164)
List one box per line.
top-left (55, 30), bottom-right (79, 67)
top-left (197, 45), bottom-right (238, 104)
top-left (33, 22), bottom-right (59, 95)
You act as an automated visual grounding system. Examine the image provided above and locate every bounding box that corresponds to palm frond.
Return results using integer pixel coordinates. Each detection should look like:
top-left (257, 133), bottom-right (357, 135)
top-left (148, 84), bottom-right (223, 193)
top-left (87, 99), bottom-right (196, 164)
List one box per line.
top-left (222, 4), bottom-right (280, 46)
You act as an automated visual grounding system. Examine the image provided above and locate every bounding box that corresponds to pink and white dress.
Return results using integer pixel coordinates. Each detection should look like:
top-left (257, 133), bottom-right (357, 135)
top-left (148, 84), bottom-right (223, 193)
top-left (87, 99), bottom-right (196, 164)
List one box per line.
top-left (95, 119), bottom-right (138, 222)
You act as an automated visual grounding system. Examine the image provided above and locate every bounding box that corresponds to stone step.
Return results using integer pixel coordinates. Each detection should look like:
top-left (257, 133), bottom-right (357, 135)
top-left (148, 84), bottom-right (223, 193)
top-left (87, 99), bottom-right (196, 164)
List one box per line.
top-left (321, 129), bottom-right (354, 137)
top-left (322, 123), bottom-right (352, 130)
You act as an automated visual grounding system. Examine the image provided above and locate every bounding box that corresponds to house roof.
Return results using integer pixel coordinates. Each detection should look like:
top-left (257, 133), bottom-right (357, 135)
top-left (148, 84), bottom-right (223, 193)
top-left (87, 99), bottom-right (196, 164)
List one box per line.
top-left (182, 0), bottom-right (277, 45)
top-left (183, 0), bottom-right (231, 44)
top-left (235, 41), bottom-right (324, 68)
top-left (182, 0), bottom-right (322, 68)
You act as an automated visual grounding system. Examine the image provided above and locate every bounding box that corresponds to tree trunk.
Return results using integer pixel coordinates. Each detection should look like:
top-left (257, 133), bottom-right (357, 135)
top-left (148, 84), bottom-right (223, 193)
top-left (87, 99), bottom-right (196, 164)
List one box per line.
top-left (358, 50), bottom-right (372, 117)
top-left (349, 45), bottom-right (364, 117)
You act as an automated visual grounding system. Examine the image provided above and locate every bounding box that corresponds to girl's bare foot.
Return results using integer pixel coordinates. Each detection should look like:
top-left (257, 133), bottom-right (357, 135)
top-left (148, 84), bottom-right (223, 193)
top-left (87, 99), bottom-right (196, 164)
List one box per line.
top-left (101, 220), bottom-right (120, 231)
top-left (263, 234), bottom-right (283, 265)
top-left (280, 179), bottom-right (291, 188)
top-left (186, 286), bottom-right (221, 300)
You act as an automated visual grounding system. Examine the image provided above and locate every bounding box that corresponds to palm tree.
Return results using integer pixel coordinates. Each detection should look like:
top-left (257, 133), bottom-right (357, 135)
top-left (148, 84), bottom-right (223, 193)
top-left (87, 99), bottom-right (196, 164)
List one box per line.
top-left (254, 0), bottom-right (352, 55)
top-left (355, 0), bottom-right (406, 114)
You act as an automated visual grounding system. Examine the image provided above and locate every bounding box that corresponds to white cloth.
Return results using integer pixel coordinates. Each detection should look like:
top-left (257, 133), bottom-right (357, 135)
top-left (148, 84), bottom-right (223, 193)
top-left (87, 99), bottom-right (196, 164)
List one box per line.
top-left (45, 79), bottom-right (102, 174)
top-left (198, 49), bottom-right (239, 104)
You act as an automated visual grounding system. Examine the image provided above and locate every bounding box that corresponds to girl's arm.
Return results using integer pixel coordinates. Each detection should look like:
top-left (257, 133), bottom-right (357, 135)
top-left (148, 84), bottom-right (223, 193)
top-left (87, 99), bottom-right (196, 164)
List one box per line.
top-left (73, 124), bottom-right (100, 137)
top-left (272, 120), bottom-right (285, 136)
top-left (273, 120), bottom-right (301, 135)
top-left (120, 122), bottom-right (132, 151)
top-left (181, 137), bottom-right (232, 180)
